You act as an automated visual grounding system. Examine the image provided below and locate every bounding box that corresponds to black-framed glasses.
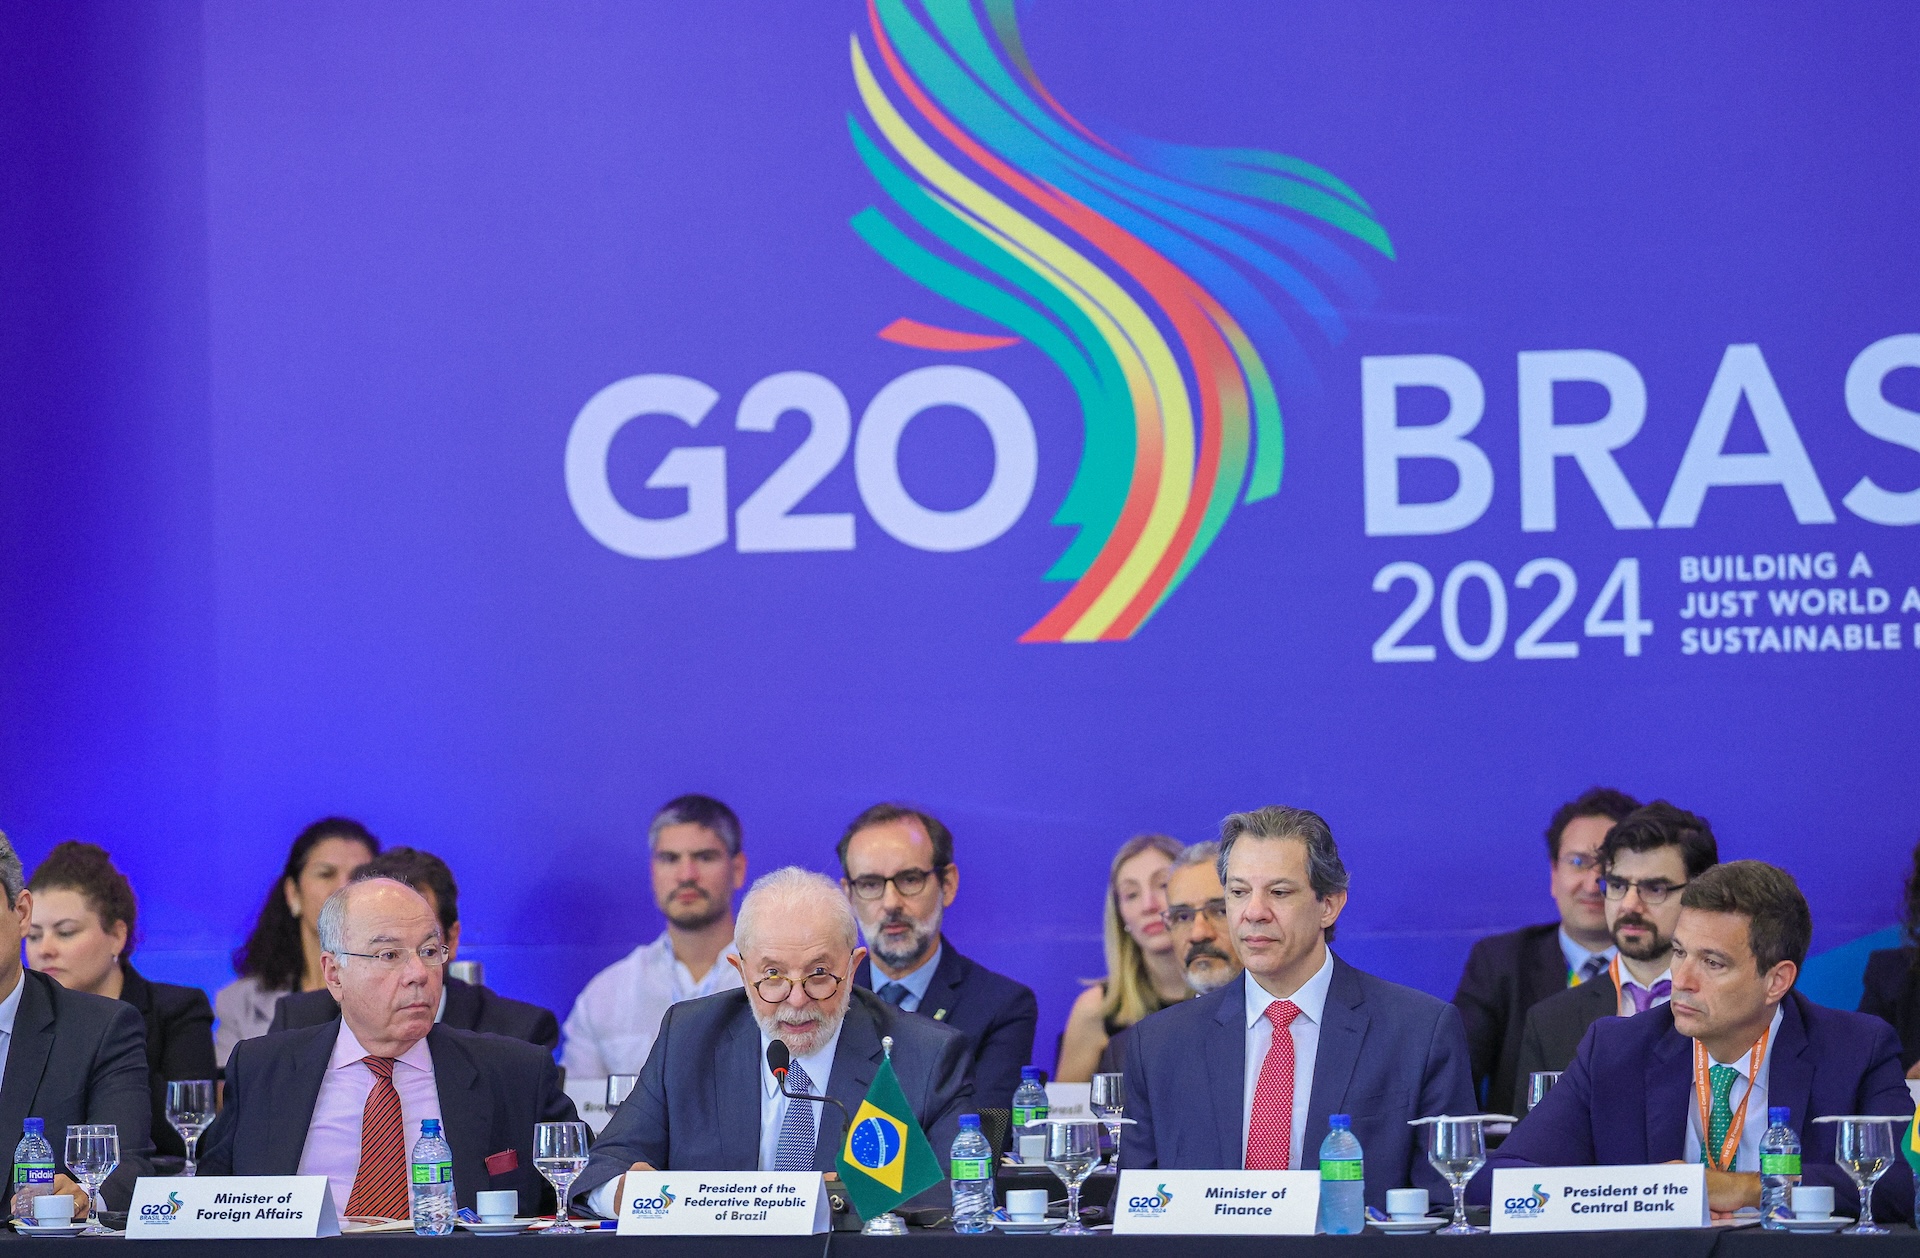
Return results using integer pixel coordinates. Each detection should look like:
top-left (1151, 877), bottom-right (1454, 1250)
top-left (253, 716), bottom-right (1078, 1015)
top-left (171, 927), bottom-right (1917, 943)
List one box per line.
top-left (751, 970), bottom-right (846, 1003)
top-left (332, 942), bottom-right (450, 969)
top-left (846, 866), bottom-right (948, 900)
top-left (1602, 876), bottom-right (1687, 905)
top-left (1162, 899), bottom-right (1228, 930)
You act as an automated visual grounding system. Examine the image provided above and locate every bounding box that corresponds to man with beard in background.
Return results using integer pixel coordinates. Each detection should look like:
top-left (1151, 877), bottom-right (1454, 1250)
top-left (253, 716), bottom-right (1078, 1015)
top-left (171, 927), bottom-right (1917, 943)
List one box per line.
top-left (838, 804), bottom-right (1037, 1111)
top-left (572, 867), bottom-right (971, 1215)
top-left (1097, 840), bottom-right (1242, 1074)
top-left (1512, 802), bottom-right (1719, 1110)
top-left (562, 795), bottom-right (748, 1078)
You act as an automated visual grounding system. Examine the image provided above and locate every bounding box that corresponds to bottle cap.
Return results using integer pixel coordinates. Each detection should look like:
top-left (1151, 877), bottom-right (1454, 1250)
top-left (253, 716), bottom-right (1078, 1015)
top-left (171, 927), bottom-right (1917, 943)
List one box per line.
top-left (1769, 1106), bottom-right (1790, 1125)
top-left (1021, 1066), bottom-right (1041, 1081)
top-left (23, 1118), bottom-right (43, 1135)
top-left (421, 1118), bottom-right (442, 1136)
top-left (1330, 1114), bottom-right (1351, 1129)
top-left (959, 1114), bottom-right (980, 1130)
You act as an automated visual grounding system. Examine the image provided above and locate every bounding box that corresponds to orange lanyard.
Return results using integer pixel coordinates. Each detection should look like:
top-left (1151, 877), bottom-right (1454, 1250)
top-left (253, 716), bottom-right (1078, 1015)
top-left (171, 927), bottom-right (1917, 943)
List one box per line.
top-left (1692, 1029), bottom-right (1768, 1172)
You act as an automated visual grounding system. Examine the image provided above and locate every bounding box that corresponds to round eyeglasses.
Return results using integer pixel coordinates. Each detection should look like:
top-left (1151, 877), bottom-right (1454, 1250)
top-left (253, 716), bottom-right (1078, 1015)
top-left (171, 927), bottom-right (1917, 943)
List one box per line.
top-left (751, 970), bottom-right (846, 1003)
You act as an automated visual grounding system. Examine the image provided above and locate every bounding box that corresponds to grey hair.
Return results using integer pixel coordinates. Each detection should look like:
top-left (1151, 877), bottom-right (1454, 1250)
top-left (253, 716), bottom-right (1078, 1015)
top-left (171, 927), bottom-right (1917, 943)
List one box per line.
top-left (648, 794), bottom-right (742, 857)
top-left (316, 876), bottom-right (430, 956)
top-left (0, 832), bottom-right (22, 902)
top-left (1170, 840), bottom-right (1221, 874)
top-left (735, 866), bottom-right (859, 957)
top-left (1217, 807), bottom-right (1350, 941)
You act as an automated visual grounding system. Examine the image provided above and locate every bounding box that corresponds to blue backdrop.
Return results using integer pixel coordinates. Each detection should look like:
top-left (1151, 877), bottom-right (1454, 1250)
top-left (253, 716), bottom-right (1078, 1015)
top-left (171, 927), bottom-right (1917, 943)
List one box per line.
top-left (2, 1), bottom-right (1916, 1055)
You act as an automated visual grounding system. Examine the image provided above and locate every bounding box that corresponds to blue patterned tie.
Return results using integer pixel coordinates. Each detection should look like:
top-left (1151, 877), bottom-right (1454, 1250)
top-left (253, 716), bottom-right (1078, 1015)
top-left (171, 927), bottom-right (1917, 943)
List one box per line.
top-left (773, 1061), bottom-right (818, 1171)
top-left (877, 982), bottom-right (910, 1007)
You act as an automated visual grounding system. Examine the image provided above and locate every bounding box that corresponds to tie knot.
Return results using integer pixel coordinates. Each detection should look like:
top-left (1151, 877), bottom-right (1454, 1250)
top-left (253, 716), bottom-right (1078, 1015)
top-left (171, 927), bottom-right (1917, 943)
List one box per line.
top-left (362, 1055), bottom-right (397, 1081)
top-left (786, 1060), bottom-right (813, 1092)
top-left (1707, 1062), bottom-right (1738, 1098)
top-left (1265, 999), bottom-right (1301, 1031)
top-left (877, 982), bottom-right (910, 1007)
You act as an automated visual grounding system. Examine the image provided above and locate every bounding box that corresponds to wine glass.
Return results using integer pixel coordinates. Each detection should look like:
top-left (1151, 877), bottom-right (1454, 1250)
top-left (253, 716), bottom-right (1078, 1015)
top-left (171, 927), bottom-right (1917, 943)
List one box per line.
top-left (64, 1125), bottom-right (119, 1236)
top-left (1527, 1071), bottom-right (1561, 1112)
top-left (533, 1121), bottom-right (590, 1235)
top-left (1042, 1120), bottom-right (1101, 1236)
top-left (166, 1080), bottom-right (217, 1176)
top-left (1425, 1118), bottom-right (1487, 1235)
top-left (1834, 1117), bottom-right (1894, 1235)
top-left (1088, 1074), bottom-right (1125, 1167)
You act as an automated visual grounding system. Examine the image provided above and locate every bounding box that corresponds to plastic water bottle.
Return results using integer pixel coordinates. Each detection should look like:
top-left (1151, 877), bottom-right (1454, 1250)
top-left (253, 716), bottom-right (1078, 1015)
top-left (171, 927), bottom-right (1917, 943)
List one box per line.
top-left (1318, 1114), bottom-right (1365, 1235)
top-left (1011, 1067), bottom-right (1049, 1129)
top-left (950, 1114), bottom-right (994, 1233)
top-left (12, 1119), bottom-right (55, 1221)
top-left (409, 1118), bottom-right (456, 1235)
top-left (1759, 1106), bottom-right (1800, 1229)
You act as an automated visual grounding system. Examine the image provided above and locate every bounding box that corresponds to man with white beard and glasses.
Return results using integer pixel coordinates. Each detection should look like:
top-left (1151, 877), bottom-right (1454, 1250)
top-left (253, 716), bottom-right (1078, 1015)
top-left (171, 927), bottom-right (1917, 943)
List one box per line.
top-left (839, 803), bottom-right (1037, 1111)
top-left (1097, 841), bottom-right (1242, 1074)
top-left (572, 868), bottom-right (972, 1217)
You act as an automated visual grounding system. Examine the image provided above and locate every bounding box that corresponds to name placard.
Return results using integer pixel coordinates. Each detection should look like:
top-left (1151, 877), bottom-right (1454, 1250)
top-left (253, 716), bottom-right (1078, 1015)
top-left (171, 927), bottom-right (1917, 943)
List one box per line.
top-left (126, 1175), bottom-right (340, 1240)
top-left (614, 1172), bottom-right (829, 1235)
top-left (1491, 1165), bottom-right (1708, 1233)
top-left (1044, 1083), bottom-right (1091, 1119)
top-left (1112, 1169), bottom-right (1320, 1235)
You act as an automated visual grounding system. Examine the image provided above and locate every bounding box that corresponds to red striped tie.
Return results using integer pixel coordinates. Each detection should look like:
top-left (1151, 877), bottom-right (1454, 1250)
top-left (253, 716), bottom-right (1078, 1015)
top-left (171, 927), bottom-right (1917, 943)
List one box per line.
top-left (1244, 1000), bottom-right (1301, 1170)
top-left (343, 1056), bottom-right (409, 1219)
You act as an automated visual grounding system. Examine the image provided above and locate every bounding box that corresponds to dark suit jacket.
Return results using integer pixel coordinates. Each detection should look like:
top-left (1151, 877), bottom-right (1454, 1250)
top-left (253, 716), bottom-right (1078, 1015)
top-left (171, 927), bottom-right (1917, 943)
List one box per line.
top-left (1858, 946), bottom-right (1920, 1069)
top-left (1477, 991), bottom-right (1915, 1221)
top-left (0, 969), bottom-right (154, 1208)
top-left (268, 976), bottom-right (561, 1053)
top-left (855, 939), bottom-right (1037, 1112)
top-left (573, 987), bottom-right (973, 1206)
top-left (1511, 969), bottom-right (1621, 1113)
top-left (1452, 922), bottom-right (1569, 1111)
top-left (1120, 959), bottom-right (1477, 1208)
top-left (118, 963), bottom-right (216, 1160)
top-left (197, 1022), bottom-right (578, 1215)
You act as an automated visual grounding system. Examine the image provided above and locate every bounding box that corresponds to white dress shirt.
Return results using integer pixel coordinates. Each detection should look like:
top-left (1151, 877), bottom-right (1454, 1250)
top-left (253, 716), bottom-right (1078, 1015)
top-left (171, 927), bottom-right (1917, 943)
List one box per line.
top-left (561, 932), bottom-right (742, 1077)
top-left (297, 1023), bottom-right (442, 1213)
top-left (1682, 1004), bottom-right (1783, 1172)
top-left (1242, 949), bottom-right (1336, 1169)
top-left (871, 943), bottom-right (942, 1013)
top-left (0, 970), bottom-right (24, 1095)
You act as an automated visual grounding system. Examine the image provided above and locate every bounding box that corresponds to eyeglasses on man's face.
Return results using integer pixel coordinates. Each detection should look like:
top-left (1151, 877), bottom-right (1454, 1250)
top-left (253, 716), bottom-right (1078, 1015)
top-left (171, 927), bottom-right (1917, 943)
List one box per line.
top-left (845, 866), bottom-right (948, 901)
top-left (750, 969), bottom-right (846, 1003)
top-left (1162, 899), bottom-right (1228, 930)
top-left (333, 942), bottom-right (449, 970)
top-left (1602, 875), bottom-right (1687, 905)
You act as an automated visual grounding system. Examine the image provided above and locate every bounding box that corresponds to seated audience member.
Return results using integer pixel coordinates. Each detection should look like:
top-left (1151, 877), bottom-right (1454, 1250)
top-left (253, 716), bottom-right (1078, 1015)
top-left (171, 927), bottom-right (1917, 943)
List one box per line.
top-left (1097, 840), bottom-right (1240, 1075)
top-left (1056, 833), bottom-right (1189, 1082)
top-left (216, 817), bottom-right (378, 1065)
top-left (1481, 861), bottom-right (1913, 1222)
top-left (573, 867), bottom-right (972, 1215)
top-left (839, 803), bottom-right (1037, 1112)
top-left (198, 878), bottom-right (575, 1217)
top-left (27, 841), bottom-right (216, 1164)
top-left (1121, 808), bottom-right (1475, 1208)
top-left (269, 848), bottom-right (559, 1050)
top-left (1858, 835), bottom-right (1920, 1075)
top-left (0, 832), bottom-right (152, 1217)
top-left (1513, 802), bottom-right (1718, 1110)
top-left (563, 795), bottom-right (746, 1078)
top-left (1453, 788), bottom-right (1638, 1110)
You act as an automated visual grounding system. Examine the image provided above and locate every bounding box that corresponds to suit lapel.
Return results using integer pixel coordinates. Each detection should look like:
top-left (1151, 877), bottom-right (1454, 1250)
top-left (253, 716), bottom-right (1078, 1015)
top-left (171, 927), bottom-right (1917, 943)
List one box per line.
top-left (1304, 959), bottom-right (1367, 1169)
top-left (1526, 927), bottom-right (1570, 1006)
top-left (428, 1028), bottom-right (491, 1202)
top-left (718, 1007), bottom-right (763, 1170)
top-left (0, 974), bottom-right (56, 1148)
top-left (268, 1025), bottom-right (341, 1173)
top-left (1644, 1015), bottom-right (1693, 1163)
top-left (440, 978), bottom-right (482, 1032)
top-left (1205, 975), bottom-right (1248, 1167)
top-left (1768, 996), bottom-right (1813, 1130)
top-left (820, 997), bottom-right (884, 1169)
top-left (919, 942), bottom-right (964, 1023)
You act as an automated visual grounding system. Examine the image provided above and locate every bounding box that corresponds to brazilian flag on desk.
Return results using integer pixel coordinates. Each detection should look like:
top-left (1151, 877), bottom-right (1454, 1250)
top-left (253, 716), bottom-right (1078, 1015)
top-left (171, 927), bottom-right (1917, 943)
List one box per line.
top-left (835, 1057), bottom-right (943, 1220)
top-left (1903, 1113), bottom-right (1920, 1179)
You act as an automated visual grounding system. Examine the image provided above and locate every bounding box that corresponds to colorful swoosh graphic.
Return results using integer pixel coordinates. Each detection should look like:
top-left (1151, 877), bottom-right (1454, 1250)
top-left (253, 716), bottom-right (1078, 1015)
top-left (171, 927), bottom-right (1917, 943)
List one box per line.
top-left (848, 0), bottom-right (1392, 641)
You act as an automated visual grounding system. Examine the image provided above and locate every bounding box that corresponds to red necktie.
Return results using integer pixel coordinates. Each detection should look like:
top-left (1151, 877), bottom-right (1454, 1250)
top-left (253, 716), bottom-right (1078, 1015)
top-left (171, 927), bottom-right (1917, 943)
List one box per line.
top-left (344, 1056), bottom-right (409, 1219)
top-left (1245, 1000), bottom-right (1301, 1170)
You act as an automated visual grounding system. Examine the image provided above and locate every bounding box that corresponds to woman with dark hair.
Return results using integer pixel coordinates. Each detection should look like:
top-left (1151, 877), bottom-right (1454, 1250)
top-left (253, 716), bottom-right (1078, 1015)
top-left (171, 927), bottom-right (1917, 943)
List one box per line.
top-left (26, 841), bottom-right (216, 1160)
top-left (1858, 836), bottom-right (1920, 1077)
top-left (212, 817), bottom-right (377, 1065)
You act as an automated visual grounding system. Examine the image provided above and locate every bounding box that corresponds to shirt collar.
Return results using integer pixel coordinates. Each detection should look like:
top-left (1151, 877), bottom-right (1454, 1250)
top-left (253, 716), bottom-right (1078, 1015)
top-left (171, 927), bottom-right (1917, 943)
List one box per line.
top-left (1559, 928), bottom-right (1616, 975)
top-left (758, 1021), bottom-right (845, 1099)
top-left (329, 1019), bottom-right (435, 1073)
top-left (0, 969), bottom-right (25, 1036)
top-left (876, 941), bottom-right (943, 1003)
top-left (1245, 947), bottom-right (1336, 1029)
top-left (1620, 965), bottom-right (1673, 991)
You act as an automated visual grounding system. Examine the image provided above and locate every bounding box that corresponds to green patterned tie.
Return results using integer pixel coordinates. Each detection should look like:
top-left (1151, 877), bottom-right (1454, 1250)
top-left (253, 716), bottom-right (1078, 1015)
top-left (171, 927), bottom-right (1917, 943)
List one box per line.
top-left (1703, 1063), bottom-right (1738, 1167)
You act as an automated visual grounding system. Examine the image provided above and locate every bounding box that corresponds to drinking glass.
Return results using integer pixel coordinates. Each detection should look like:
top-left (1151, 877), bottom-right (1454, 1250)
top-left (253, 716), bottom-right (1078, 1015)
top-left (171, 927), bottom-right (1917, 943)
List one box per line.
top-left (1527, 1071), bottom-right (1561, 1112)
top-left (1835, 1118), bottom-right (1894, 1235)
top-left (64, 1125), bottom-right (119, 1236)
top-left (1088, 1074), bottom-right (1125, 1167)
top-left (533, 1121), bottom-right (591, 1235)
top-left (166, 1080), bottom-right (217, 1177)
top-left (606, 1075), bottom-right (639, 1108)
top-left (1043, 1120), bottom-right (1101, 1236)
top-left (1425, 1119), bottom-right (1487, 1235)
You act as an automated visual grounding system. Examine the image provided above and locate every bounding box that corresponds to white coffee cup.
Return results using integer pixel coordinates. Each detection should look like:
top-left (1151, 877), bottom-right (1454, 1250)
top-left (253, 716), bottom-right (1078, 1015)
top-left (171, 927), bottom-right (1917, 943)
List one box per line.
top-left (1791, 1184), bottom-right (1834, 1220)
top-left (1017, 1133), bottom-right (1047, 1164)
top-left (31, 1195), bottom-right (75, 1226)
top-left (475, 1190), bottom-right (519, 1222)
top-left (1385, 1188), bottom-right (1429, 1220)
top-left (1005, 1188), bottom-right (1048, 1223)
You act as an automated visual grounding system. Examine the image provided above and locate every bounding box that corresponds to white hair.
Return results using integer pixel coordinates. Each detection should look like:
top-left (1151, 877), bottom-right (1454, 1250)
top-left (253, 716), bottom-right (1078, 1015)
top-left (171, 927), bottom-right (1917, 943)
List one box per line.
top-left (735, 866), bottom-right (858, 957)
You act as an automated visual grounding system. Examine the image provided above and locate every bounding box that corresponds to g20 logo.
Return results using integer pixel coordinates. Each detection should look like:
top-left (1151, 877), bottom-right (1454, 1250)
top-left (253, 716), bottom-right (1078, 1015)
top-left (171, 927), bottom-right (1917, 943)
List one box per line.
top-left (140, 1191), bottom-right (185, 1223)
top-left (1501, 1185), bottom-right (1549, 1218)
top-left (1125, 1184), bottom-right (1174, 1216)
top-left (626, 1185), bottom-right (675, 1219)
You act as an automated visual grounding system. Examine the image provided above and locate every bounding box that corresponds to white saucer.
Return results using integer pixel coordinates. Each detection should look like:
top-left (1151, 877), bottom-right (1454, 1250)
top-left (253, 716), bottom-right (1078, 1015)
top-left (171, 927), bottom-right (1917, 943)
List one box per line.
top-left (458, 1218), bottom-right (539, 1235)
top-left (1368, 1217), bottom-right (1446, 1234)
top-left (1776, 1215), bottom-right (1852, 1233)
top-left (989, 1219), bottom-right (1060, 1234)
top-left (12, 1222), bottom-right (88, 1238)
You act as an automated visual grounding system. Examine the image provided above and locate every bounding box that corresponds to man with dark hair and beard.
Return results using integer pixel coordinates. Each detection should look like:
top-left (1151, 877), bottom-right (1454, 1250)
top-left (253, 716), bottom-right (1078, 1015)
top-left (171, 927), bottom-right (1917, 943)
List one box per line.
top-left (1512, 802), bottom-right (1719, 1111)
top-left (562, 795), bottom-right (748, 1078)
top-left (836, 804), bottom-right (1037, 1112)
top-left (1097, 841), bottom-right (1241, 1074)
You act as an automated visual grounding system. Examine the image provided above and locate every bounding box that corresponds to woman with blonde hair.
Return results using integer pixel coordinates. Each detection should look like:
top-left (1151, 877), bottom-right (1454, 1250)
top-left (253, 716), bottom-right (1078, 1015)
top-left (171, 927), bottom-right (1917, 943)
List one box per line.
top-left (1055, 833), bottom-right (1189, 1081)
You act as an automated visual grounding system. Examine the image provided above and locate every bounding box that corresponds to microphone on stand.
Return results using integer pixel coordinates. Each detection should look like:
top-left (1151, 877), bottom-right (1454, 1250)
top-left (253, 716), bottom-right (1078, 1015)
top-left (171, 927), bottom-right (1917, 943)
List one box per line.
top-left (766, 1039), bottom-right (852, 1151)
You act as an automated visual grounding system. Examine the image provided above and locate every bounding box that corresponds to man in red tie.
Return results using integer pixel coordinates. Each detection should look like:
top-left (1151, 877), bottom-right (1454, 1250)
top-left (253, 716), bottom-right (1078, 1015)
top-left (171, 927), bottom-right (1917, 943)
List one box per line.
top-left (1120, 807), bottom-right (1476, 1209)
top-left (198, 878), bottom-right (577, 1218)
